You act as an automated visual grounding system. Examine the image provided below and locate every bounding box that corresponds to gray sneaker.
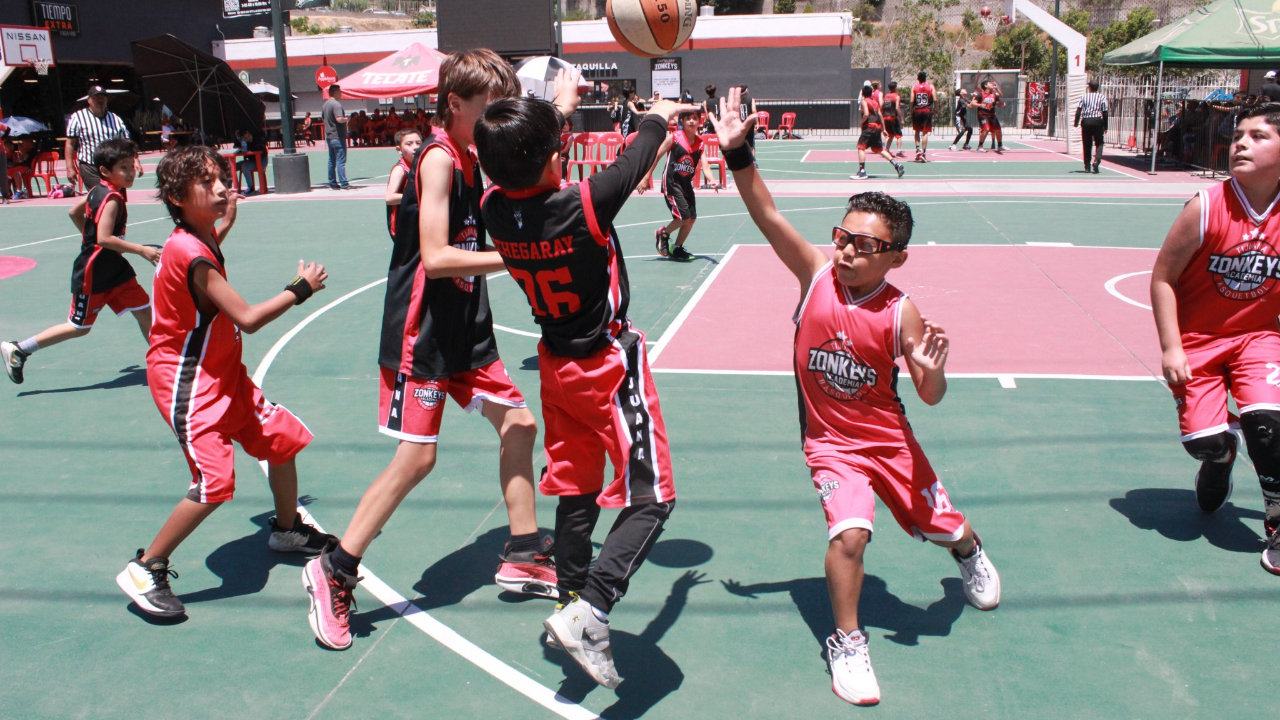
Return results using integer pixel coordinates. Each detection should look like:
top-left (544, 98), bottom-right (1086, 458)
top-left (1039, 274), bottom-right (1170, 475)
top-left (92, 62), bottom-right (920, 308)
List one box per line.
top-left (543, 596), bottom-right (620, 688)
top-left (951, 534), bottom-right (1001, 610)
top-left (268, 517), bottom-right (336, 554)
top-left (1, 341), bottom-right (27, 384)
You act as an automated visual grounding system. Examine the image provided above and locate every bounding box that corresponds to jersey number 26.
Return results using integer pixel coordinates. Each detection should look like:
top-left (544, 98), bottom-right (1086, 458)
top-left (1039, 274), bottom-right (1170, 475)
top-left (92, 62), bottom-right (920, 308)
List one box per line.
top-left (510, 267), bottom-right (581, 318)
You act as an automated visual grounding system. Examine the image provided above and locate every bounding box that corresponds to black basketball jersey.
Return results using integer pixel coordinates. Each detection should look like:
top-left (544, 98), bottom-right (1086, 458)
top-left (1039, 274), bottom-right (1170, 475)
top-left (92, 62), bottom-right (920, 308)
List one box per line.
top-left (662, 130), bottom-right (703, 190)
top-left (481, 115), bottom-right (668, 358)
top-left (71, 181), bottom-right (134, 294)
top-left (378, 132), bottom-right (498, 379)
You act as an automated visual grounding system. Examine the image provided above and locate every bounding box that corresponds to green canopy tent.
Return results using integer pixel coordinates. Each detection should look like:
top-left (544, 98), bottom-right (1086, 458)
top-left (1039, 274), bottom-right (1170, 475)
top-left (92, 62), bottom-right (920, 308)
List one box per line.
top-left (1103, 0), bottom-right (1280, 171)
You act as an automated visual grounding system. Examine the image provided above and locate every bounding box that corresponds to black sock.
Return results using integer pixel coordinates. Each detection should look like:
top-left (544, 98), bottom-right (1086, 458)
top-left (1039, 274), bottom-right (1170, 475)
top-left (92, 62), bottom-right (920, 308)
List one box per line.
top-left (331, 543), bottom-right (362, 578)
top-left (859, 162), bottom-right (865, 171)
top-left (507, 531), bottom-right (541, 554)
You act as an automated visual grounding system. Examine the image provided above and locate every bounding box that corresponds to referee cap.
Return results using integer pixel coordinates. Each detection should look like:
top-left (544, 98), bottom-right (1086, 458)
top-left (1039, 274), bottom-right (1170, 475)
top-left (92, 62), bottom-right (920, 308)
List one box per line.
top-left (86, 84), bottom-right (108, 96)
top-left (1267, 70), bottom-right (1277, 79)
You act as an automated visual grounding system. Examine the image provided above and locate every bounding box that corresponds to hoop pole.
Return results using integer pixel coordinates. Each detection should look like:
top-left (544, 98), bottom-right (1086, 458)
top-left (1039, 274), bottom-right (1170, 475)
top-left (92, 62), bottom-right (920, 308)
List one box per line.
top-left (1150, 59), bottom-right (1163, 175)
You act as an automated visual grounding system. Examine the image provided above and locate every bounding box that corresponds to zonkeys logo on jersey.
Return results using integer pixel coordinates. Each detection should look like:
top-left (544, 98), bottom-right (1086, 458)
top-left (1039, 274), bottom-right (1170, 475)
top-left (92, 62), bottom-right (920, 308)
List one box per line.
top-left (671, 156), bottom-right (697, 177)
top-left (807, 332), bottom-right (877, 402)
top-left (414, 386), bottom-right (447, 409)
top-left (452, 216), bottom-right (480, 292)
top-left (1208, 229), bottom-right (1280, 301)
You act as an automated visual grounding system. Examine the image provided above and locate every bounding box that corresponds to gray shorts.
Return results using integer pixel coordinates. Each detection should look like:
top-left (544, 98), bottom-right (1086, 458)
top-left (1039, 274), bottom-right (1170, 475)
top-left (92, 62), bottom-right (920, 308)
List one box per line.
top-left (78, 161), bottom-right (102, 189)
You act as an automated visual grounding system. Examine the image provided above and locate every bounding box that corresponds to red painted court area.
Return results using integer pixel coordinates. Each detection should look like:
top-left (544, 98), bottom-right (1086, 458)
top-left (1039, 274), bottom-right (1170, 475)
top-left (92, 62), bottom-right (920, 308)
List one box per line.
top-left (0, 256), bottom-right (37, 280)
top-left (802, 148), bottom-right (1078, 163)
top-left (652, 244), bottom-right (1162, 378)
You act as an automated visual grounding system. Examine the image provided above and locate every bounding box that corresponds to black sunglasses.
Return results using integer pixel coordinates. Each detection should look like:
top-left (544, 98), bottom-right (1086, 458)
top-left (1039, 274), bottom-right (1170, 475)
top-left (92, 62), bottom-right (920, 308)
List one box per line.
top-left (831, 226), bottom-right (908, 254)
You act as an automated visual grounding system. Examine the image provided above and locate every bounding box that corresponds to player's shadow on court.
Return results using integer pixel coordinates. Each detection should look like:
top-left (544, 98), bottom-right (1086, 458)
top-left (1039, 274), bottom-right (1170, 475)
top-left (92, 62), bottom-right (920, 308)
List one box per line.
top-left (179, 504), bottom-right (318, 607)
top-left (1110, 488), bottom-right (1266, 553)
top-left (722, 574), bottom-right (966, 651)
top-left (17, 365), bottom-right (147, 396)
top-left (545, 570), bottom-right (708, 720)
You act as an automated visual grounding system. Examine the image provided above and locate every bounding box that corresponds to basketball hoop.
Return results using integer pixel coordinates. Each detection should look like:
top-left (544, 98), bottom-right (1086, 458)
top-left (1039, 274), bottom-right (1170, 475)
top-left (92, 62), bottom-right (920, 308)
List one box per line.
top-left (979, 6), bottom-right (1000, 34)
top-left (31, 58), bottom-right (49, 76)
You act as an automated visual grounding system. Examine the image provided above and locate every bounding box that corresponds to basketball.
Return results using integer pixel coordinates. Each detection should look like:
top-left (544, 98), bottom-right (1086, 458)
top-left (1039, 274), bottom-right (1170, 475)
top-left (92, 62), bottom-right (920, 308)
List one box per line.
top-left (605, 0), bottom-right (698, 58)
top-left (980, 5), bottom-right (991, 17)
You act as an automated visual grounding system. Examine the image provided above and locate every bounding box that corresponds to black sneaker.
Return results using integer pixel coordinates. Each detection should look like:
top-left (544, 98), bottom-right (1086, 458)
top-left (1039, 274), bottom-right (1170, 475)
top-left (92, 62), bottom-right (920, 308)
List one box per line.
top-left (1194, 434), bottom-right (1236, 513)
top-left (670, 245), bottom-right (694, 261)
top-left (1263, 528), bottom-right (1280, 576)
top-left (269, 516), bottom-right (337, 554)
top-left (1092, 161), bottom-right (1101, 174)
top-left (655, 228), bottom-right (671, 258)
top-left (895, 163), bottom-right (905, 179)
top-left (1, 341), bottom-right (27, 385)
top-left (116, 549), bottom-right (185, 617)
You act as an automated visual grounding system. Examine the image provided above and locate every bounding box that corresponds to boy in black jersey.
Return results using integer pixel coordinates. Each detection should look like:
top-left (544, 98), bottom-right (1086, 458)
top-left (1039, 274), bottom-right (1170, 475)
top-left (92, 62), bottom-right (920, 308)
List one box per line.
top-left (2, 139), bottom-right (158, 385)
top-left (950, 88), bottom-right (974, 151)
top-left (882, 81), bottom-right (905, 158)
top-left (639, 110), bottom-right (704, 261)
top-left (303, 51), bottom-right (571, 652)
top-left (475, 94), bottom-right (697, 688)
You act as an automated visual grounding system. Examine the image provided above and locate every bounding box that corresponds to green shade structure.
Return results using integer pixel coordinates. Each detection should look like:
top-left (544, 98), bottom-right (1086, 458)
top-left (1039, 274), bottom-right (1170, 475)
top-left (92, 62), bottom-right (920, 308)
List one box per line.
top-left (1103, 0), bottom-right (1280, 67)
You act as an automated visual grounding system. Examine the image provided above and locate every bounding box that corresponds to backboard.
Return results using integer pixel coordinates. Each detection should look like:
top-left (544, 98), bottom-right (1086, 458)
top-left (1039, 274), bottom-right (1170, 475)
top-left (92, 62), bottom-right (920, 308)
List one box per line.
top-left (0, 25), bottom-right (55, 69)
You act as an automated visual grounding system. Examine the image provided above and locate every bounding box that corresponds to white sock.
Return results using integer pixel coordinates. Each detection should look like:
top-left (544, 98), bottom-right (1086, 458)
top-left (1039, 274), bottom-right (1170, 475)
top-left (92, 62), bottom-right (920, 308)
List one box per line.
top-left (17, 337), bottom-right (39, 355)
top-left (584, 600), bottom-right (609, 623)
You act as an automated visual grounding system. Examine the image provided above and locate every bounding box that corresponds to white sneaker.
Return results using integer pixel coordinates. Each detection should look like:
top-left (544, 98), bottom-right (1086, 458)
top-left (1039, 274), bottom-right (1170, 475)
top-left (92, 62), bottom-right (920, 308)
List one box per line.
top-left (543, 596), bottom-right (620, 688)
top-left (952, 535), bottom-right (1001, 610)
top-left (826, 629), bottom-right (879, 705)
top-left (949, 144), bottom-right (957, 151)
top-left (976, 147), bottom-right (988, 153)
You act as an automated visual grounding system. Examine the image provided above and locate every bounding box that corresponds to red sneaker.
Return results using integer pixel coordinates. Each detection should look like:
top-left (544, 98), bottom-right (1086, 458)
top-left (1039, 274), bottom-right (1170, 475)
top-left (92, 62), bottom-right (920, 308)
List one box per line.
top-left (495, 537), bottom-right (559, 599)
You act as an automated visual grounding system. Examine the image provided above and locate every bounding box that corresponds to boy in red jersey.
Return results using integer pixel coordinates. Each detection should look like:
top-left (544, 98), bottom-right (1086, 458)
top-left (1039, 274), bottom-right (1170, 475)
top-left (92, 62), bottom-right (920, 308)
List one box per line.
top-left (475, 91), bottom-right (698, 688)
top-left (910, 71), bottom-right (935, 162)
top-left (2, 139), bottom-right (157, 385)
top-left (1151, 104), bottom-right (1280, 574)
top-left (852, 85), bottom-right (905, 180)
top-left (116, 146), bottom-right (332, 618)
top-left (974, 81), bottom-right (1006, 153)
top-left (384, 127), bottom-right (423, 240)
top-left (303, 51), bottom-right (570, 652)
top-left (881, 81), bottom-right (905, 158)
top-left (639, 110), bottom-right (705, 261)
top-left (714, 88), bottom-right (1000, 706)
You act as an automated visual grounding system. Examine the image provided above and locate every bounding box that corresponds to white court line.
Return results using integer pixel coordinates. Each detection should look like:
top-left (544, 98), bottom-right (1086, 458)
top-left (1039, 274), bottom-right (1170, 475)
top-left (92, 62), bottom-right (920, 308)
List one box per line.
top-left (998, 375), bottom-right (1017, 389)
top-left (249, 277), bottom-right (601, 720)
top-left (0, 216), bottom-right (168, 252)
top-left (647, 244), bottom-right (740, 364)
top-left (493, 323), bottom-right (540, 339)
top-left (1105, 270), bottom-right (1153, 310)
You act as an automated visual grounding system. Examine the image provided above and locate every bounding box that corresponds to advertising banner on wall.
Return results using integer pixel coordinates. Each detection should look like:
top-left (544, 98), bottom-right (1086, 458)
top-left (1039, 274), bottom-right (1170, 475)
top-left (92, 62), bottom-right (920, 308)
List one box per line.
top-left (30, 2), bottom-right (78, 37)
top-left (222, 0), bottom-right (330, 19)
top-left (650, 57), bottom-right (681, 99)
top-left (1026, 81), bottom-right (1047, 128)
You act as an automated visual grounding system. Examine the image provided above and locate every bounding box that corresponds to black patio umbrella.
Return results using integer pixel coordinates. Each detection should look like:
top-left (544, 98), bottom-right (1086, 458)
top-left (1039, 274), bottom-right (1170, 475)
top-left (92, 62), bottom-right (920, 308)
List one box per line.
top-left (130, 34), bottom-right (265, 144)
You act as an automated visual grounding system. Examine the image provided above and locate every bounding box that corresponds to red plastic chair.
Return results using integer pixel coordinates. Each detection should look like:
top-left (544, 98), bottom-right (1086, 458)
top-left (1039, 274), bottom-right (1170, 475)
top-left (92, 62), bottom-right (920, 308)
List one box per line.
top-left (624, 132), bottom-right (638, 147)
top-left (567, 133), bottom-right (598, 180)
top-left (775, 112), bottom-right (796, 139)
top-left (592, 132), bottom-right (625, 173)
top-left (755, 110), bottom-right (771, 139)
top-left (699, 134), bottom-right (727, 188)
top-left (29, 152), bottom-right (61, 195)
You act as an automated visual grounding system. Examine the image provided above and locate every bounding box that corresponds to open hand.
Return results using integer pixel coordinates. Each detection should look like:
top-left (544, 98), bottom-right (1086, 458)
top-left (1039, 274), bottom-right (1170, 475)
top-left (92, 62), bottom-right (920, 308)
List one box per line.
top-left (709, 86), bottom-right (758, 151)
top-left (904, 319), bottom-right (949, 372)
top-left (297, 259), bottom-right (328, 293)
top-left (721, 579), bottom-right (758, 599)
top-left (552, 66), bottom-right (583, 117)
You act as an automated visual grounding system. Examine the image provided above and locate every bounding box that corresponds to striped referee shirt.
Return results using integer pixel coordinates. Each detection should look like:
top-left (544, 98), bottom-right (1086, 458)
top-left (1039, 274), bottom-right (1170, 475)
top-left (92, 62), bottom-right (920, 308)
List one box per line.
top-left (1076, 92), bottom-right (1109, 120)
top-left (66, 108), bottom-right (129, 165)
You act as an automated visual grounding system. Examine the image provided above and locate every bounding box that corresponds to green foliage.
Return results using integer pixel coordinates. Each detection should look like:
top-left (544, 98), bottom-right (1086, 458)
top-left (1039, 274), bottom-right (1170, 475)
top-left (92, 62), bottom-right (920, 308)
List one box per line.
top-left (803, 3), bottom-right (814, 10)
top-left (713, 0), bottom-right (762, 14)
top-left (332, 0), bottom-right (370, 11)
top-left (412, 10), bottom-right (435, 27)
top-left (1088, 6), bottom-right (1156, 70)
top-left (563, 9), bottom-right (594, 20)
top-left (775, 0), bottom-right (797, 12)
top-left (291, 16), bottom-right (310, 33)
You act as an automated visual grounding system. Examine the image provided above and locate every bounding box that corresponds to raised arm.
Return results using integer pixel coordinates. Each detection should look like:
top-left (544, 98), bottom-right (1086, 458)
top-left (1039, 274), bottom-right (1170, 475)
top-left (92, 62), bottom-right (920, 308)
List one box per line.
top-left (418, 147), bottom-right (507, 279)
top-left (95, 197), bottom-right (161, 265)
top-left (1151, 195), bottom-right (1201, 385)
top-left (586, 100), bottom-right (698, 226)
top-left (899, 297), bottom-right (947, 405)
top-left (214, 190), bottom-right (240, 244)
top-left (637, 133), bottom-right (674, 194)
top-left (712, 87), bottom-right (827, 288)
top-left (193, 259), bottom-right (326, 335)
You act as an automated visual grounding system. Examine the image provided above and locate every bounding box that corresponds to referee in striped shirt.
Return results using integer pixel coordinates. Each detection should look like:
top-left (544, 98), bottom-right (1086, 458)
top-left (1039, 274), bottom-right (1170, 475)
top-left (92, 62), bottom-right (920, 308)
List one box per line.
top-left (65, 84), bottom-right (139, 190)
top-left (1074, 80), bottom-right (1109, 174)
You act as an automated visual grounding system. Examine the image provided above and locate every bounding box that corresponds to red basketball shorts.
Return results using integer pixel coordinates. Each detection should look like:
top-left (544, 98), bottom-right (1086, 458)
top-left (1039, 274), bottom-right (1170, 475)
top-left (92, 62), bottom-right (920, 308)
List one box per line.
top-left (807, 434), bottom-right (966, 542)
top-left (378, 360), bottom-right (526, 444)
top-left (1172, 330), bottom-right (1280, 440)
top-left (173, 378), bottom-right (313, 504)
top-left (537, 328), bottom-right (675, 508)
top-left (69, 277), bottom-right (150, 329)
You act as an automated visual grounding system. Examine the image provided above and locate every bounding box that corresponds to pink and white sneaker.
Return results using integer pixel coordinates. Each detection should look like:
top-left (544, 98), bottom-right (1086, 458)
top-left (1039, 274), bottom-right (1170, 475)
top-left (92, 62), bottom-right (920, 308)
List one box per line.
top-left (302, 547), bottom-right (359, 650)
top-left (494, 536), bottom-right (559, 599)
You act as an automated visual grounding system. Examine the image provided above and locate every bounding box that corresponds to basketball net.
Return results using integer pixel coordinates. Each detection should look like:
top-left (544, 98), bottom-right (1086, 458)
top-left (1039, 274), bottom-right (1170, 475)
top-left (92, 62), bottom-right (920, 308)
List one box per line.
top-left (980, 14), bottom-right (1001, 34)
top-left (32, 59), bottom-right (50, 76)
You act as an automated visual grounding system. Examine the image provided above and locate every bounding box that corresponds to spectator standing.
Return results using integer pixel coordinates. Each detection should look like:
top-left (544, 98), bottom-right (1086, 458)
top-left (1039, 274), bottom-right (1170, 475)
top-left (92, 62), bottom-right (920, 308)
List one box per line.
top-left (0, 117), bottom-right (9, 204)
top-left (1261, 71), bottom-right (1280, 102)
top-left (680, 87), bottom-right (695, 104)
top-left (702, 84), bottom-right (720, 133)
top-left (1074, 80), bottom-right (1109, 174)
top-left (739, 84), bottom-right (757, 153)
top-left (322, 84), bottom-right (350, 190)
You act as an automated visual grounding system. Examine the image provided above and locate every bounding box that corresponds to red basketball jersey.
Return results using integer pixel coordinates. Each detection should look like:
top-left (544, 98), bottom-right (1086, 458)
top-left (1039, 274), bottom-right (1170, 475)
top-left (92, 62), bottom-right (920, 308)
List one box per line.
top-left (794, 263), bottom-right (912, 454)
top-left (147, 226), bottom-right (246, 438)
top-left (1176, 178), bottom-right (1280, 337)
top-left (911, 82), bottom-right (935, 112)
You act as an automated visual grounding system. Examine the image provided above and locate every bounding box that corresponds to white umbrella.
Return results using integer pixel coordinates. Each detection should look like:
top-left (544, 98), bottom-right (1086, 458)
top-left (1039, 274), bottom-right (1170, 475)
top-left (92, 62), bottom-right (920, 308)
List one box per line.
top-left (513, 56), bottom-right (591, 102)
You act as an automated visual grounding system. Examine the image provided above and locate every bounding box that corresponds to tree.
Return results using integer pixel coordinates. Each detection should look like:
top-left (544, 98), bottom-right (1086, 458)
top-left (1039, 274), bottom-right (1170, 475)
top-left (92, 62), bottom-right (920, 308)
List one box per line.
top-left (1087, 7), bottom-right (1156, 72)
top-left (713, 0), bottom-right (764, 14)
top-left (775, 0), bottom-right (797, 11)
top-left (852, 0), bottom-right (980, 84)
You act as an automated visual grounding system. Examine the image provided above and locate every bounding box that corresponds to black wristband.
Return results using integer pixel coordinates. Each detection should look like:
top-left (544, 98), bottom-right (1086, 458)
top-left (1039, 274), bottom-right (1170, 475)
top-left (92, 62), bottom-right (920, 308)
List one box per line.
top-left (724, 142), bottom-right (755, 171)
top-left (284, 276), bottom-right (313, 305)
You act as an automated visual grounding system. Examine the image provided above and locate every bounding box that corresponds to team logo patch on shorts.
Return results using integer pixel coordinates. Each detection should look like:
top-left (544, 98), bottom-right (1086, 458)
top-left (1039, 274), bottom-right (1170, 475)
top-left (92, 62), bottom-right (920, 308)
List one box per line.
top-left (1207, 231), bottom-right (1280, 301)
top-left (817, 477), bottom-right (840, 504)
top-left (807, 331), bottom-right (877, 402)
top-left (414, 385), bottom-right (447, 409)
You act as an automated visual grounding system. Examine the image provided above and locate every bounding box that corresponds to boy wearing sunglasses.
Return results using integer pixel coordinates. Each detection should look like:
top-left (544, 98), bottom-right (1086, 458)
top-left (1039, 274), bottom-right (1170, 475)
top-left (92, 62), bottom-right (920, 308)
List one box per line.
top-left (709, 88), bottom-right (1001, 706)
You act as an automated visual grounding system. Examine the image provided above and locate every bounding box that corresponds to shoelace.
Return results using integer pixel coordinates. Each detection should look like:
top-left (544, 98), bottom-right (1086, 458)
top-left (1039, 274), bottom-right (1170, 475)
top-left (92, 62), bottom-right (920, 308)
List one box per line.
top-left (826, 631), bottom-right (869, 666)
top-left (328, 577), bottom-right (357, 620)
top-left (960, 550), bottom-right (990, 591)
top-left (149, 563), bottom-right (178, 590)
